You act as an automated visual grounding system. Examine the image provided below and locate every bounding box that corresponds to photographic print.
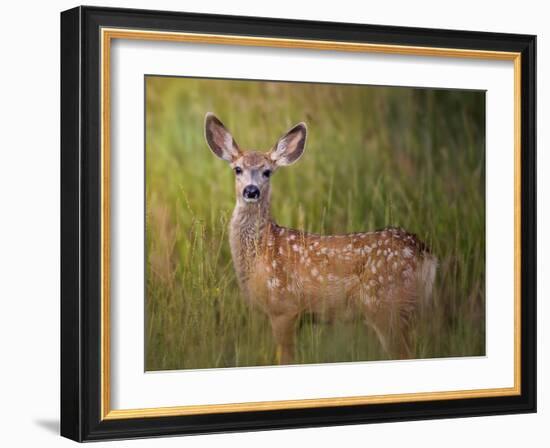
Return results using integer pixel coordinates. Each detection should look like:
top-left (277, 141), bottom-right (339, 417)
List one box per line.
top-left (61, 8), bottom-right (536, 440)
top-left (145, 77), bottom-right (486, 371)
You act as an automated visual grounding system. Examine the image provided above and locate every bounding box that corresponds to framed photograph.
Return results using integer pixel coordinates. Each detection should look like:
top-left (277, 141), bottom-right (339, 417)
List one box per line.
top-left (60, 6), bottom-right (536, 442)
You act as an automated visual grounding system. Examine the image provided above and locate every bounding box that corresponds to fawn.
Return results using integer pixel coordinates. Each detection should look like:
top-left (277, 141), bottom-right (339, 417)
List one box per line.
top-left (205, 113), bottom-right (437, 364)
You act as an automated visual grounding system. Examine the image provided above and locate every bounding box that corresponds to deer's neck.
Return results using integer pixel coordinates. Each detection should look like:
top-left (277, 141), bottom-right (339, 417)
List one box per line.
top-left (229, 199), bottom-right (273, 283)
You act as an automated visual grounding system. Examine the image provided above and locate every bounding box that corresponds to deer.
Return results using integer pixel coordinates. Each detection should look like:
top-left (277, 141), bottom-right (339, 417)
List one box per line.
top-left (204, 113), bottom-right (438, 365)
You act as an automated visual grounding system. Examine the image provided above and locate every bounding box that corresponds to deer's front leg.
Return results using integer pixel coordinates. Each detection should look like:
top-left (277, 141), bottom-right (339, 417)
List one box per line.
top-left (269, 311), bottom-right (298, 365)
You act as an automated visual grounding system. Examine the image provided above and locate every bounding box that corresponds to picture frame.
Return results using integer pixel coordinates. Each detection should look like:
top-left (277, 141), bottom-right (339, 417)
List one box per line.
top-left (60, 5), bottom-right (536, 442)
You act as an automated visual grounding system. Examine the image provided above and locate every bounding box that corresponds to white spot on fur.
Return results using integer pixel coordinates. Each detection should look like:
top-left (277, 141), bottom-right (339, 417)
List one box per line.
top-left (371, 265), bottom-right (377, 274)
top-left (403, 247), bottom-right (414, 258)
top-left (292, 244), bottom-right (300, 252)
top-left (289, 234), bottom-right (296, 240)
top-left (272, 260), bottom-right (277, 268)
top-left (311, 267), bottom-right (319, 277)
top-left (267, 278), bottom-right (280, 289)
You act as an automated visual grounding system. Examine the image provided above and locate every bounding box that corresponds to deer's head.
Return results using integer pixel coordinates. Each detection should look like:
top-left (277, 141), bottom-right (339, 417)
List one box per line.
top-left (205, 113), bottom-right (307, 206)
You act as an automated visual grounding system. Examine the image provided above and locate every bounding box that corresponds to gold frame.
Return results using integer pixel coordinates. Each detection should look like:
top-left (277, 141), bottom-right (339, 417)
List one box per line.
top-left (100, 27), bottom-right (522, 421)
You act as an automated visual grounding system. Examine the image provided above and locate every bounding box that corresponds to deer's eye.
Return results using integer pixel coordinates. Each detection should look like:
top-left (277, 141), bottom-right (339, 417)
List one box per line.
top-left (263, 169), bottom-right (272, 178)
top-left (234, 166), bottom-right (243, 175)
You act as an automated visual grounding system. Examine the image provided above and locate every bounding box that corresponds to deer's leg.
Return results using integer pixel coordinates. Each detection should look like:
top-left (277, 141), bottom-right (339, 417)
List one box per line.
top-left (364, 301), bottom-right (415, 360)
top-left (390, 319), bottom-right (413, 359)
top-left (269, 312), bottom-right (298, 365)
top-left (364, 316), bottom-right (392, 356)
top-left (396, 305), bottom-right (415, 359)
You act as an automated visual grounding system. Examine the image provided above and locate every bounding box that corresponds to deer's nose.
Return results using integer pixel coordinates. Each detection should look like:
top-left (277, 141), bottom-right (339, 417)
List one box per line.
top-left (243, 185), bottom-right (260, 200)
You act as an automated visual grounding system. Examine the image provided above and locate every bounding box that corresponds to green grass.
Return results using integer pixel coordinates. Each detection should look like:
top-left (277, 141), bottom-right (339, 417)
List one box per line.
top-left (145, 76), bottom-right (486, 371)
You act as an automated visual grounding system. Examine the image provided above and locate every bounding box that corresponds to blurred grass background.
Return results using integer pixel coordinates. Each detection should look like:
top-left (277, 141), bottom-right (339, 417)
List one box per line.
top-left (145, 76), bottom-right (485, 371)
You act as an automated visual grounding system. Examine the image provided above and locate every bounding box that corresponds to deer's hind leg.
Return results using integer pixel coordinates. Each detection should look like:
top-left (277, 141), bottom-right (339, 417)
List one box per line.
top-left (362, 288), bottom-right (418, 360)
top-left (365, 309), bottom-right (413, 359)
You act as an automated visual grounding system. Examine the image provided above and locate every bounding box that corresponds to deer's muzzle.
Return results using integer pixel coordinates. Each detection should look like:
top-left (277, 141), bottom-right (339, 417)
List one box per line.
top-left (243, 185), bottom-right (260, 202)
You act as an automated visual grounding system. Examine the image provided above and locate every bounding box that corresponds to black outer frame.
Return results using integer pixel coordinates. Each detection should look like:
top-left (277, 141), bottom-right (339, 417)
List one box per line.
top-left (60, 5), bottom-right (537, 442)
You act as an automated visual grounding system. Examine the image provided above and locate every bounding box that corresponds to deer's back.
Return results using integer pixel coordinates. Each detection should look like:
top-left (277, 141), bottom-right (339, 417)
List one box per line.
top-left (247, 225), bottom-right (433, 317)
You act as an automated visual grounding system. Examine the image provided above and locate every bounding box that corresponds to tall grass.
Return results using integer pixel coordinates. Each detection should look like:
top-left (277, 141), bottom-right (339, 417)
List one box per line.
top-left (145, 76), bottom-right (485, 371)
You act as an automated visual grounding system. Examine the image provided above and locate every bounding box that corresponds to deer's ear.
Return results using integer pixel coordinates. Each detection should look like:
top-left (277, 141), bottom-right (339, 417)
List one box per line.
top-left (269, 122), bottom-right (307, 167)
top-left (204, 113), bottom-right (241, 162)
